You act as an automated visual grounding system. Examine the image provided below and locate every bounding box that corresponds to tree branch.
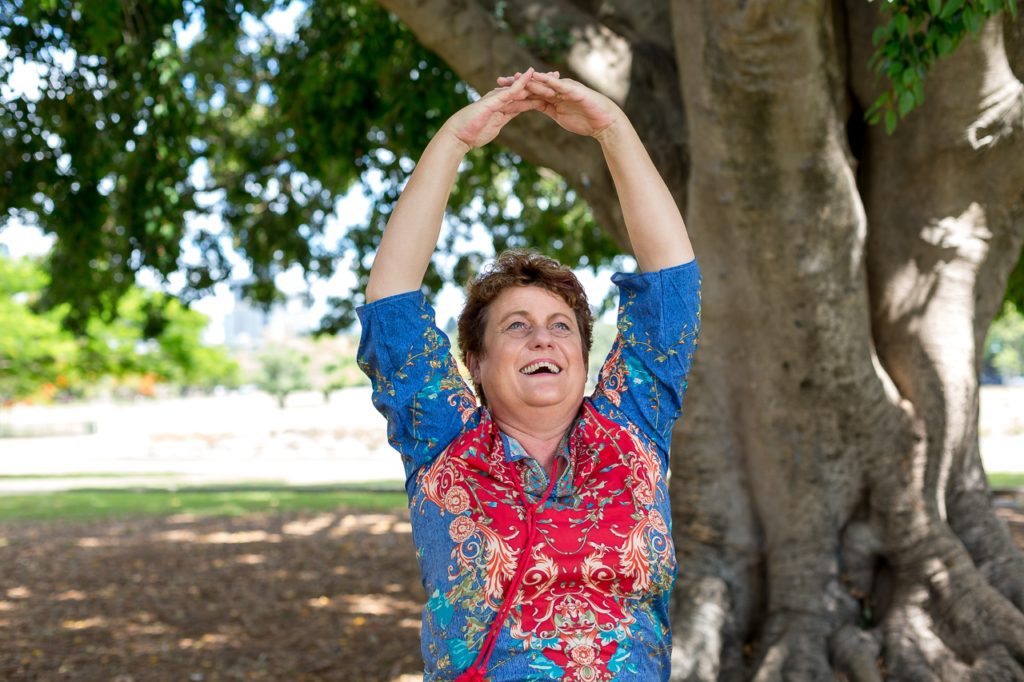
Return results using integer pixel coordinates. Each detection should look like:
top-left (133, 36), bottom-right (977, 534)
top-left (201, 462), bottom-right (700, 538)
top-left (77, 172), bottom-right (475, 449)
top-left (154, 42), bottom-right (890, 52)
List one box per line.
top-left (377, 0), bottom-right (628, 249)
top-left (378, 0), bottom-right (690, 254)
top-left (498, 0), bottom-right (689, 244)
top-left (563, 0), bottom-right (674, 53)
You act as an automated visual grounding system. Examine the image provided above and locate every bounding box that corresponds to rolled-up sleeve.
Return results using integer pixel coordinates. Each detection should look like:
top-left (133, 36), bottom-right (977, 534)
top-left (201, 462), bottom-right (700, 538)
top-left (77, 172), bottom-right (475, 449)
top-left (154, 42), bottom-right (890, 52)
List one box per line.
top-left (357, 291), bottom-right (477, 483)
top-left (591, 259), bottom-right (702, 462)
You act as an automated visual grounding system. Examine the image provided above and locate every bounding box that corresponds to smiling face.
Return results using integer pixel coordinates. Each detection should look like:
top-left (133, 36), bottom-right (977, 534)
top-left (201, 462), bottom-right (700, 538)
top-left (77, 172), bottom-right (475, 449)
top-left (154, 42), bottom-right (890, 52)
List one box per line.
top-left (468, 285), bottom-right (587, 423)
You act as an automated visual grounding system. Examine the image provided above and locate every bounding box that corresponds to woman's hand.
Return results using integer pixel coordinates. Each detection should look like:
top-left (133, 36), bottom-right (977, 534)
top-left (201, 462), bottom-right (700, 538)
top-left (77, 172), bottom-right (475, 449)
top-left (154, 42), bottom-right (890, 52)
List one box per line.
top-left (499, 69), bottom-right (694, 271)
top-left (442, 68), bottom-right (542, 152)
top-left (497, 71), bottom-right (623, 139)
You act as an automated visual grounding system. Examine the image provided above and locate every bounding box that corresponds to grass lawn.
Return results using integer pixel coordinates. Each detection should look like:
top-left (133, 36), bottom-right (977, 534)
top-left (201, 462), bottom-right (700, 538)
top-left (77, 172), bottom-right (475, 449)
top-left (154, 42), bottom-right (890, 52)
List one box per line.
top-left (0, 472), bottom-right (180, 479)
top-left (0, 473), bottom-right (1018, 524)
top-left (0, 483), bottom-right (408, 522)
top-left (989, 472), bottom-right (1024, 488)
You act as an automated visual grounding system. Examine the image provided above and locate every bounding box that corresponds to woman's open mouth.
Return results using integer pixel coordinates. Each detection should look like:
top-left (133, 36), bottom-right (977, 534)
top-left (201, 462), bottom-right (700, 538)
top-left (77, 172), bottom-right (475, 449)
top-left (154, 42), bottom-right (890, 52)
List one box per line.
top-left (519, 360), bottom-right (562, 375)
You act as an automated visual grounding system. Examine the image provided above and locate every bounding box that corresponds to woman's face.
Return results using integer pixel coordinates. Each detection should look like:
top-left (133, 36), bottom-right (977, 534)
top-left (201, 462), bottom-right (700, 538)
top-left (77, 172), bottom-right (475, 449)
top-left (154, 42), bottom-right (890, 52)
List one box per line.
top-left (469, 285), bottom-right (587, 421)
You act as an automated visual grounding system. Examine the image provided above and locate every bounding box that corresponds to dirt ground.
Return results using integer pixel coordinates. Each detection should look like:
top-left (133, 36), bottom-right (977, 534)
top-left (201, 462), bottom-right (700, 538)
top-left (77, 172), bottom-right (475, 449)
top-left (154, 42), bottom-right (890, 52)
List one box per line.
top-left (0, 509), bottom-right (425, 682)
top-left (1, 504), bottom-right (1021, 682)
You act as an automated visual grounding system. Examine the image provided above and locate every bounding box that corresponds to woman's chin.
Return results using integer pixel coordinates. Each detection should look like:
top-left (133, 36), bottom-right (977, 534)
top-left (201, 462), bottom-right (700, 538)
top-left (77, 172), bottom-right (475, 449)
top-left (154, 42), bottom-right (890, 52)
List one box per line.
top-left (520, 387), bottom-right (580, 410)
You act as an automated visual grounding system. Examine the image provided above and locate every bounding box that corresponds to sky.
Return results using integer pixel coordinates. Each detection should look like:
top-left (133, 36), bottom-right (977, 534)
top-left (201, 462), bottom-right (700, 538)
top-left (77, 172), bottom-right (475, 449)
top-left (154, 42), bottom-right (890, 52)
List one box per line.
top-left (0, 1), bottom-right (622, 343)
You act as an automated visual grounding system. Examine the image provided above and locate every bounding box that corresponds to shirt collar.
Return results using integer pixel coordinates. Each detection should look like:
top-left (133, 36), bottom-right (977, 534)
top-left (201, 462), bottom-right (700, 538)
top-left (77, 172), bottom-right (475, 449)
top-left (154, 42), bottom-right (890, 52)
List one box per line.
top-left (500, 417), bottom-right (578, 464)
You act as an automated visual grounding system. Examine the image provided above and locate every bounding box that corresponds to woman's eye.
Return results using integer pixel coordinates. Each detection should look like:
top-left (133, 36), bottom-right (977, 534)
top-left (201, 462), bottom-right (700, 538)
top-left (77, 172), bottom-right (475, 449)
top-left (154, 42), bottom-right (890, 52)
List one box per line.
top-left (553, 322), bottom-right (571, 331)
top-left (506, 321), bottom-right (529, 332)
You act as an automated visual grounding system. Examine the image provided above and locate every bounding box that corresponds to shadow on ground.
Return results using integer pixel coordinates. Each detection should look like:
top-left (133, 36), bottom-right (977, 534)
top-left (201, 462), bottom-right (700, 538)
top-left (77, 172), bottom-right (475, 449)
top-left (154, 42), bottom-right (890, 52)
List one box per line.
top-left (1, 503), bottom-right (1021, 682)
top-left (0, 509), bottom-right (424, 682)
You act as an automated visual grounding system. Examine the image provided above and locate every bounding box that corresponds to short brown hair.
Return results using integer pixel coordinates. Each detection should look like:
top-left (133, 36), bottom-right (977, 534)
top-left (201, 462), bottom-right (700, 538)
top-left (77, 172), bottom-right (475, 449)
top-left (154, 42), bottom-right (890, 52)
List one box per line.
top-left (458, 250), bottom-right (594, 405)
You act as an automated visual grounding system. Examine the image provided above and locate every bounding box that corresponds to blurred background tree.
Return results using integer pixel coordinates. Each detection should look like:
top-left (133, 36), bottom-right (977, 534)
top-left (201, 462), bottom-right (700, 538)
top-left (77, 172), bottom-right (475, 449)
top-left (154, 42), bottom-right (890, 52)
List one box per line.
top-left (0, 0), bottom-right (622, 336)
top-left (0, 254), bottom-right (76, 405)
top-left (253, 345), bottom-right (309, 408)
top-left (0, 252), bottom-right (239, 403)
top-left (986, 302), bottom-right (1024, 380)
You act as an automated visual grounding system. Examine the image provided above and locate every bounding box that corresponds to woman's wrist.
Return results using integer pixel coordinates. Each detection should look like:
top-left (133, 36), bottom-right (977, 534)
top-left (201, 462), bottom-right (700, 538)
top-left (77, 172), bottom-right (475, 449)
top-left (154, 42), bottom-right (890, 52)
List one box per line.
top-left (593, 107), bottom-right (630, 142)
top-left (434, 121), bottom-right (474, 158)
top-left (592, 110), bottom-right (631, 147)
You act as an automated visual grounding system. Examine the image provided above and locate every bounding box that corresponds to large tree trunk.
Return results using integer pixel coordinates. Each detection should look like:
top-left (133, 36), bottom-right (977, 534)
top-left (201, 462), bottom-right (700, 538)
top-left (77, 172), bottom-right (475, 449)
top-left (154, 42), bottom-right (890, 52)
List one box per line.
top-left (382, 0), bottom-right (1024, 678)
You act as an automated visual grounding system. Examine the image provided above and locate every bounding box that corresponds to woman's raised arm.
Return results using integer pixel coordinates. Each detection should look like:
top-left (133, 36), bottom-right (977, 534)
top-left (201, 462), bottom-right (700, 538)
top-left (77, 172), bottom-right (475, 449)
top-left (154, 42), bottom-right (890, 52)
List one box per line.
top-left (364, 69), bottom-right (542, 303)
top-left (500, 71), bottom-right (695, 271)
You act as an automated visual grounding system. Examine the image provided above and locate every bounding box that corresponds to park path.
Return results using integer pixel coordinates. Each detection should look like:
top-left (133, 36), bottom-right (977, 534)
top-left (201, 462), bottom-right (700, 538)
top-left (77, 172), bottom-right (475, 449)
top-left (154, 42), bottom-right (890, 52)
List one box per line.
top-left (0, 386), bottom-right (1020, 493)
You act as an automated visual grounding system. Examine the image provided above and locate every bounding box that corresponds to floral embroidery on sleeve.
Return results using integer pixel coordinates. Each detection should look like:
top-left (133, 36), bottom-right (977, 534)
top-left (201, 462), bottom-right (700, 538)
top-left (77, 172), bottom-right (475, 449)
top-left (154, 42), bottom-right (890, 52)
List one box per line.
top-left (593, 261), bottom-right (701, 458)
top-left (357, 292), bottom-right (477, 479)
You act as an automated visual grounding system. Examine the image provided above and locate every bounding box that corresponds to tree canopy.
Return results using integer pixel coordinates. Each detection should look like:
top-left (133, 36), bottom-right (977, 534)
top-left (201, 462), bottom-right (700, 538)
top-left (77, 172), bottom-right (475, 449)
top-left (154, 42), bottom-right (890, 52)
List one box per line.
top-left (2, 0), bottom-right (623, 333)
top-left (4, 0), bottom-right (1017, 333)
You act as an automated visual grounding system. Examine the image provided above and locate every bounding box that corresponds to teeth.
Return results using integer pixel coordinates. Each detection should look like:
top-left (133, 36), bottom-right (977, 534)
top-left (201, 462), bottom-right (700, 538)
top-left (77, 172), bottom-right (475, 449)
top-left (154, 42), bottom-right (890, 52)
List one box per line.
top-left (520, 361), bottom-right (561, 375)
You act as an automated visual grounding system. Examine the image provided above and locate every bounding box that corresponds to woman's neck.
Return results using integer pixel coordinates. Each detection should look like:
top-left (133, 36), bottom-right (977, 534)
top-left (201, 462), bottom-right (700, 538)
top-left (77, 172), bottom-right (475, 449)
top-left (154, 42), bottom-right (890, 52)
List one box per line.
top-left (493, 412), bottom-right (576, 474)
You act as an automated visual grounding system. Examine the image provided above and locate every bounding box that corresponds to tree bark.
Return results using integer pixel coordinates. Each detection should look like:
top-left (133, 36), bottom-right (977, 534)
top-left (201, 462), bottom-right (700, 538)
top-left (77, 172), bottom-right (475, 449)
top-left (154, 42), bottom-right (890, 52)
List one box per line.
top-left (380, 0), bottom-right (1024, 678)
top-left (846, 6), bottom-right (1024, 676)
top-left (671, 2), bottom-right (894, 678)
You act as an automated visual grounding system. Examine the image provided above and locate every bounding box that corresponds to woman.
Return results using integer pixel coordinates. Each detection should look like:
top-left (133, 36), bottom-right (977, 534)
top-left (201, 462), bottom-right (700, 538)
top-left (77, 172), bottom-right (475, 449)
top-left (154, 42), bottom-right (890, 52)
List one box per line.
top-left (358, 68), bottom-right (700, 681)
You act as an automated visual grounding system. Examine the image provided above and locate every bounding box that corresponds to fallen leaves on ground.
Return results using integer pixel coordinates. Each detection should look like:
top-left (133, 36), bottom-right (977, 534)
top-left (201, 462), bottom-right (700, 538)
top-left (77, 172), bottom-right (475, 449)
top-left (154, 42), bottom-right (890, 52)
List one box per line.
top-left (0, 508), bottom-right (424, 681)
top-left (0, 505), bottom-right (1021, 681)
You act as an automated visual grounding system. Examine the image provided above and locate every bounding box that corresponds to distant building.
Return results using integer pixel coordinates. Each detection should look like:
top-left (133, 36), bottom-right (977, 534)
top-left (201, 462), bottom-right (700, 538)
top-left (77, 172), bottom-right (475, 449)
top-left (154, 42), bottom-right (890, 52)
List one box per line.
top-left (222, 288), bottom-right (317, 349)
top-left (222, 291), bottom-right (270, 349)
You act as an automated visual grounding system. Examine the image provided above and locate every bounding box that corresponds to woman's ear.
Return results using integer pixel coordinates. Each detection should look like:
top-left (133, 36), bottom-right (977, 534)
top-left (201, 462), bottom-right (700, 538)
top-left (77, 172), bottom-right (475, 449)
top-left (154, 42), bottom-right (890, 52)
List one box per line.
top-left (466, 352), bottom-right (481, 383)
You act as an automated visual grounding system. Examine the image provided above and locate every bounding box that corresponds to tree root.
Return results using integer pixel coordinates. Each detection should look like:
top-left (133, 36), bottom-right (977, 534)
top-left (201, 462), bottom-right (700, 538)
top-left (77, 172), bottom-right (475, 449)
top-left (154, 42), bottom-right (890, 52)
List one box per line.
top-left (829, 624), bottom-right (882, 682)
top-left (749, 612), bottom-right (834, 682)
top-left (884, 599), bottom-right (1024, 681)
top-left (915, 537), bottom-right (1024, 659)
top-left (879, 523), bottom-right (1024, 679)
top-left (948, 487), bottom-right (1024, 610)
top-left (670, 575), bottom-right (732, 682)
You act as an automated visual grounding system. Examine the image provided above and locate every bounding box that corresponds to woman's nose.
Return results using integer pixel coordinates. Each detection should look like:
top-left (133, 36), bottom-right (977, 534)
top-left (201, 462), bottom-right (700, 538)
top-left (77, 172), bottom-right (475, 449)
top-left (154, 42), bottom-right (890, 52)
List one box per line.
top-left (530, 327), bottom-right (555, 346)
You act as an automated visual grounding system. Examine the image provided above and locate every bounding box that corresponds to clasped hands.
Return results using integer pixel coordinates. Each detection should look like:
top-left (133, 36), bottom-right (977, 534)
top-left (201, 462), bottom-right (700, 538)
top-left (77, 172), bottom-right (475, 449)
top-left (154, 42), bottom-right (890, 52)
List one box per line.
top-left (444, 67), bottom-right (623, 152)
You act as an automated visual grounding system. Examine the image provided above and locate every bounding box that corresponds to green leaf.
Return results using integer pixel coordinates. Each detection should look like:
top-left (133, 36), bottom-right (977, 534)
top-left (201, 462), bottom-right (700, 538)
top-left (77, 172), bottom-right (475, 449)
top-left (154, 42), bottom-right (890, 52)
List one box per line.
top-left (864, 93), bottom-right (886, 123)
top-left (963, 8), bottom-right (980, 33)
top-left (889, 65), bottom-right (905, 88)
top-left (913, 79), bottom-right (925, 106)
top-left (872, 23), bottom-right (890, 46)
top-left (894, 12), bottom-right (910, 35)
top-left (940, 0), bottom-right (964, 19)
top-left (885, 109), bottom-right (898, 134)
top-left (928, 0), bottom-right (942, 15)
top-left (898, 89), bottom-right (916, 117)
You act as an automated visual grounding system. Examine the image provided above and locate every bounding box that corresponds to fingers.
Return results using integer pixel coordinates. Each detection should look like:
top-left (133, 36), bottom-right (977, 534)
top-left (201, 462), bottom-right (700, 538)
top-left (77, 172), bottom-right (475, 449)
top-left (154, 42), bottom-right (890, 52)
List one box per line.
top-left (480, 68), bottom-right (534, 107)
top-left (523, 80), bottom-right (558, 99)
top-left (501, 98), bottom-right (545, 115)
top-left (532, 70), bottom-right (580, 97)
top-left (506, 67), bottom-right (534, 95)
top-left (496, 70), bottom-right (558, 87)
